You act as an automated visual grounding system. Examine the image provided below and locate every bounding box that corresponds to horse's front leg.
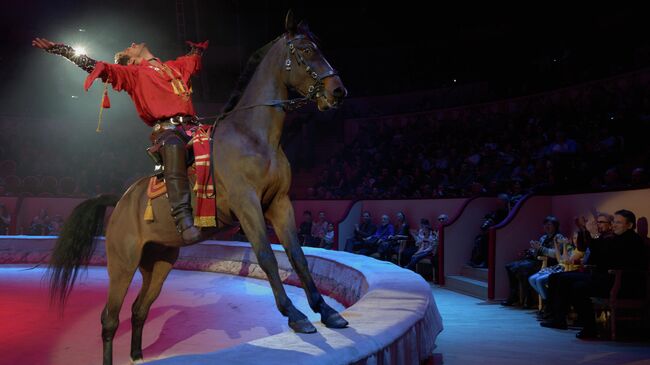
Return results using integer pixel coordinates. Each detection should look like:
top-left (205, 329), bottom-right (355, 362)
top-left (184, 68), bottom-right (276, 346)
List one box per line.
top-left (232, 190), bottom-right (317, 333)
top-left (266, 195), bottom-right (349, 329)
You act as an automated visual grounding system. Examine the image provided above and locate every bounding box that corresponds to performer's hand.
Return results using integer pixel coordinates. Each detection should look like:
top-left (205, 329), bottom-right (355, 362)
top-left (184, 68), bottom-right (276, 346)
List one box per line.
top-left (32, 37), bottom-right (57, 51)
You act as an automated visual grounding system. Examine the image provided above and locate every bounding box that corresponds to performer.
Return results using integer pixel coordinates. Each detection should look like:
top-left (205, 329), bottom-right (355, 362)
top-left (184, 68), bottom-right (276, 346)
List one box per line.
top-left (32, 37), bottom-right (209, 244)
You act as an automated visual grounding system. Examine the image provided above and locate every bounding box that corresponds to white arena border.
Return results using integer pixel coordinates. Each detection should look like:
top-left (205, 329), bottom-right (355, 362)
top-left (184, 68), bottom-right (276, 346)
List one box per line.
top-left (0, 236), bottom-right (443, 365)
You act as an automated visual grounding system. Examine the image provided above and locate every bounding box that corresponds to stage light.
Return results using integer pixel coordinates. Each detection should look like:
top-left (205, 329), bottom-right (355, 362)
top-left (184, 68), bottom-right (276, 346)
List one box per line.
top-left (73, 45), bottom-right (87, 56)
top-left (453, 79), bottom-right (457, 83)
top-left (78, 28), bottom-right (86, 32)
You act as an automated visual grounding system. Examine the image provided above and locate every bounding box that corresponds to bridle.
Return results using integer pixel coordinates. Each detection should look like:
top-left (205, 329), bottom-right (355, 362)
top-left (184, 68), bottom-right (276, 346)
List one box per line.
top-left (202, 32), bottom-right (339, 122)
top-left (284, 34), bottom-right (339, 105)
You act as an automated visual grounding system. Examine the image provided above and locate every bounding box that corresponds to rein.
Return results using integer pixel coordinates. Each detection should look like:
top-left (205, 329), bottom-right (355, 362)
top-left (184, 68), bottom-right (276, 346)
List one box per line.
top-left (197, 33), bottom-right (338, 124)
top-left (201, 33), bottom-right (338, 200)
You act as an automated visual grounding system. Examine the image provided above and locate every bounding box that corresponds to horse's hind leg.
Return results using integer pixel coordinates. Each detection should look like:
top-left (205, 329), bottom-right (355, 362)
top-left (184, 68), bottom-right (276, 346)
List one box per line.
top-left (266, 195), bottom-right (348, 328)
top-left (233, 191), bottom-right (316, 333)
top-left (102, 257), bottom-right (138, 365)
top-left (130, 243), bottom-right (179, 362)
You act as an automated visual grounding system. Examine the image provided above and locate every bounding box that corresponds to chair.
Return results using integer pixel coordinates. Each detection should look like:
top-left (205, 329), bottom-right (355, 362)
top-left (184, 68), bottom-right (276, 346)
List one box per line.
top-left (590, 241), bottom-right (650, 340)
top-left (536, 256), bottom-right (548, 311)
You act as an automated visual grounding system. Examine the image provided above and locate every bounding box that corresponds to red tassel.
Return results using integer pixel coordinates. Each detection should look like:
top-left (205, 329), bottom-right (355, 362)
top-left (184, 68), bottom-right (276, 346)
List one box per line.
top-left (102, 89), bottom-right (111, 108)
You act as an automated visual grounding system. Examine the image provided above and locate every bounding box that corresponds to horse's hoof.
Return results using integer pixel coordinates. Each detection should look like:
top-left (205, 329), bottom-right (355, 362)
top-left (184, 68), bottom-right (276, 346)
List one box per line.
top-left (131, 358), bottom-right (145, 364)
top-left (289, 318), bottom-right (317, 333)
top-left (322, 311), bottom-right (349, 328)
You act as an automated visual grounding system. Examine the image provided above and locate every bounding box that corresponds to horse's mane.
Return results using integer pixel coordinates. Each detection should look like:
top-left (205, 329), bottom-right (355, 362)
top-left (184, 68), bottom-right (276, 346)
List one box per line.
top-left (220, 37), bottom-right (281, 116)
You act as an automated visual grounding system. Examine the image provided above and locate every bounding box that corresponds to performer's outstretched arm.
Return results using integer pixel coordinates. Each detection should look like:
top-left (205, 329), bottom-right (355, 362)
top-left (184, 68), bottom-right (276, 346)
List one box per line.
top-left (33, 37), bottom-right (136, 93)
top-left (32, 37), bottom-right (96, 73)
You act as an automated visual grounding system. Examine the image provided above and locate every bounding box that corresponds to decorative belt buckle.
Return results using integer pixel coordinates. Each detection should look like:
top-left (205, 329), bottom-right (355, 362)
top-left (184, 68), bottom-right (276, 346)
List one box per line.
top-left (170, 117), bottom-right (180, 125)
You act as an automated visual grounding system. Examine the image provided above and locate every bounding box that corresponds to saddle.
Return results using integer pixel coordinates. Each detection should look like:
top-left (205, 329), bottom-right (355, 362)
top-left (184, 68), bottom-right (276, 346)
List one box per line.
top-left (144, 125), bottom-right (216, 227)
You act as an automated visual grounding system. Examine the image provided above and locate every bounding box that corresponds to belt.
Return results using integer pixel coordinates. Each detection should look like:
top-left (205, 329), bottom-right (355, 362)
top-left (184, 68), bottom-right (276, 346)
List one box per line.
top-left (152, 115), bottom-right (198, 132)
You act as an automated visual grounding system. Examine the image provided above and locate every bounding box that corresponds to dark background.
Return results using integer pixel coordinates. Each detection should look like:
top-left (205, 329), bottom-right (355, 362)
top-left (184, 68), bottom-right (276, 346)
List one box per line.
top-left (1, 1), bottom-right (647, 116)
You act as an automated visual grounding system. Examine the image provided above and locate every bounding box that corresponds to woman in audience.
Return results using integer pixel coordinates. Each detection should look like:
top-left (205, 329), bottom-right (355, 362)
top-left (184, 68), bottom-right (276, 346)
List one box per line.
top-left (528, 217), bottom-right (585, 316)
top-left (320, 223), bottom-right (335, 250)
top-left (406, 219), bottom-right (439, 279)
top-left (502, 216), bottom-right (567, 308)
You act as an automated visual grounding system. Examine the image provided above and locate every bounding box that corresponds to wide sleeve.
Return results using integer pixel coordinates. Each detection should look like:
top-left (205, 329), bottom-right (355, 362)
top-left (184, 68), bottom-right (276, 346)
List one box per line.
top-left (167, 40), bottom-right (209, 80)
top-left (84, 61), bottom-right (137, 93)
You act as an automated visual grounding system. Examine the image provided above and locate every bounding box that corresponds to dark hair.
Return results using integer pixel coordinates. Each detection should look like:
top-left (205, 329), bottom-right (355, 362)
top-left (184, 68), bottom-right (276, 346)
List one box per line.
top-left (614, 209), bottom-right (636, 229)
top-left (303, 210), bottom-right (312, 216)
top-left (543, 215), bottom-right (560, 230)
top-left (114, 52), bottom-right (130, 66)
top-left (420, 218), bottom-right (431, 227)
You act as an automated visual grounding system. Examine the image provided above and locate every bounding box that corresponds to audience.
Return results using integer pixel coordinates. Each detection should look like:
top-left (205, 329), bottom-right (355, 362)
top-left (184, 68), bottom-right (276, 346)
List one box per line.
top-left (320, 223), bottom-right (335, 250)
top-left (541, 209), bottom-right (647, 339)
top-left (377, 211), bottom-right (410, 262)
top-left (502, 216), bottom-right (567, 308)
top-left (360, 214), bottom-right (394, 256)
top-left (344, 211), bottom-right (377, 253)
top-left (406, 218), bottom-right (440, 281)
top-left (28, 208), bottom-right (50, 236)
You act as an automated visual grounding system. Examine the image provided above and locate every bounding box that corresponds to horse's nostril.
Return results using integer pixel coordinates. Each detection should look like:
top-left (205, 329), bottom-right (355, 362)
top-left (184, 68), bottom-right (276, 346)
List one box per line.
top-left (332, 87), bottom-right (346, 99)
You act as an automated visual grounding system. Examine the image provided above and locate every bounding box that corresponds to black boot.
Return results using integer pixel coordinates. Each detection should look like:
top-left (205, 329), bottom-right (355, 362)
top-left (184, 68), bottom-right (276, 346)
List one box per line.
top-left (162, 143), bottom-right (202, 245)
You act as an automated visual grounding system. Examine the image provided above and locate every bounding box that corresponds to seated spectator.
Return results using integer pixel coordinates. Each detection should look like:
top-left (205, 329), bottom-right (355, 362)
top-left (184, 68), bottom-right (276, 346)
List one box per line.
top-left (529, 216), bottom-right (590, 317)
top-left (28, 208), bottom-right (50, 236)
top-left (0, 203), bottom-right (10, 235)
top-left (539, 212), bottom-right (613, 321)
top-left (378, 211), bottom-right (411, 262)
top-left (359, 214), bottom-right (394, 256)
top-left (305, 211), bottom-right (328, 247)
top-left (502, 216), bottom-right (566, 308)
top-left (48, 214), bottom-right (65, 236)
top-left (298, 210), bottom-right (314, 246)
top-left (344, 211), bottom-right (377, 253)
top-left (406, 218), bottom-right (439, 278)
top-left (541, 209), bottom-right (646, 339)
top-left (319, 223), bottom-right (335, 250)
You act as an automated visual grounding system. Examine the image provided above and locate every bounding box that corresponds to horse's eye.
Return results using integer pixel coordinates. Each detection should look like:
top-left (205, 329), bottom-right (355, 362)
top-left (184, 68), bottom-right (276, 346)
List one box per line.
top-left (302, 47), bottom-right (312, 55)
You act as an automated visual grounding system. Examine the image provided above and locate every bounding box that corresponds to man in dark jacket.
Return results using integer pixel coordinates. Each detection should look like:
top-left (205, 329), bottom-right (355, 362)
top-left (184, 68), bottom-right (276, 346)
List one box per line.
top-left (344, 211), bottom-right (377, 253)
top-left (541, 209), bottom-right (647, 339)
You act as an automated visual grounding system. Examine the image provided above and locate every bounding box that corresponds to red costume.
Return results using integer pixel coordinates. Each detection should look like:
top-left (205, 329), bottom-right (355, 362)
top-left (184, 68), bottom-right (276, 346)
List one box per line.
top-left (84, 43), bottom-right (207, 125)
top-left (46, 40), bottom-right (211, 244)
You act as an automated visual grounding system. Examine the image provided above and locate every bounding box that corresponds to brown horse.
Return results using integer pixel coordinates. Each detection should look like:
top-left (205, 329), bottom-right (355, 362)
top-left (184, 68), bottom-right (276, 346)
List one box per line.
top-left (47, 11), bottom-right (348, 365)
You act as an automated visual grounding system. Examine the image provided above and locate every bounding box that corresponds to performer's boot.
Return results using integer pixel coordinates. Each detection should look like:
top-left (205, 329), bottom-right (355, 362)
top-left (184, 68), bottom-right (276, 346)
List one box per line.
top-left (162, 143), bottom-right (202, 245)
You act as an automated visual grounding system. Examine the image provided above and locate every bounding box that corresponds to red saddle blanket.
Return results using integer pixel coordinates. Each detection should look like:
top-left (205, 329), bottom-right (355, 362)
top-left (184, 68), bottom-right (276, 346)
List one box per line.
top-left (145, 124), bottom-right (216, 227)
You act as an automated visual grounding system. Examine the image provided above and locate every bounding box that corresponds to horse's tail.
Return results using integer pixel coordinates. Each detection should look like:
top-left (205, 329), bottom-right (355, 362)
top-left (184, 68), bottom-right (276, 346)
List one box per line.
top-left (47, 194), bottom-right (120, 306)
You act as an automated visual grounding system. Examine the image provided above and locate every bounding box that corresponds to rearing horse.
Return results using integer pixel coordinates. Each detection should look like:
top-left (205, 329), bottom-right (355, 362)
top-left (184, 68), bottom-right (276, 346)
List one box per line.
top-left (48, 12), bottom-right (349, 365)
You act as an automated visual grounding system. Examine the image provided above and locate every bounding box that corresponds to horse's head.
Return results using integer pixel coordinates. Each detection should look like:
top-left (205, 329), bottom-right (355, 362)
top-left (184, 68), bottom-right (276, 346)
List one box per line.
top-left (283, 11), bottom-right (347, 111)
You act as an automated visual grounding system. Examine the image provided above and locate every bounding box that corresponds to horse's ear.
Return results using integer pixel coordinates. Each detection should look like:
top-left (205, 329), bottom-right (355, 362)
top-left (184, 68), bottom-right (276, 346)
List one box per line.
top-left (285, 10), bottom-right (297, 35)
top-left (297, 21), bottom-right (310, 34)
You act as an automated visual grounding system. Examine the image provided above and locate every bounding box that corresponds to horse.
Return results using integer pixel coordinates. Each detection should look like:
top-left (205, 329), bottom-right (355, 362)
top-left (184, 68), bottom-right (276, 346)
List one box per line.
top-left (47, 11), bottom-right (349, 365)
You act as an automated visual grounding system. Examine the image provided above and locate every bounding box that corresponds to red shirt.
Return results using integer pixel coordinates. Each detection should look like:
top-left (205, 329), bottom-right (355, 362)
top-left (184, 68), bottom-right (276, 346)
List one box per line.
top-left (85, 54), bottom-right (202, 126)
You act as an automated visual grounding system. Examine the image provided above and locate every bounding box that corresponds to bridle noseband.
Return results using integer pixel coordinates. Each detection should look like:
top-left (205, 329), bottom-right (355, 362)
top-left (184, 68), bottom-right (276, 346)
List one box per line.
top-left (205, 33), bottom-right (340, 121)
top-left (284, 34), bottom-right (339, 104)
